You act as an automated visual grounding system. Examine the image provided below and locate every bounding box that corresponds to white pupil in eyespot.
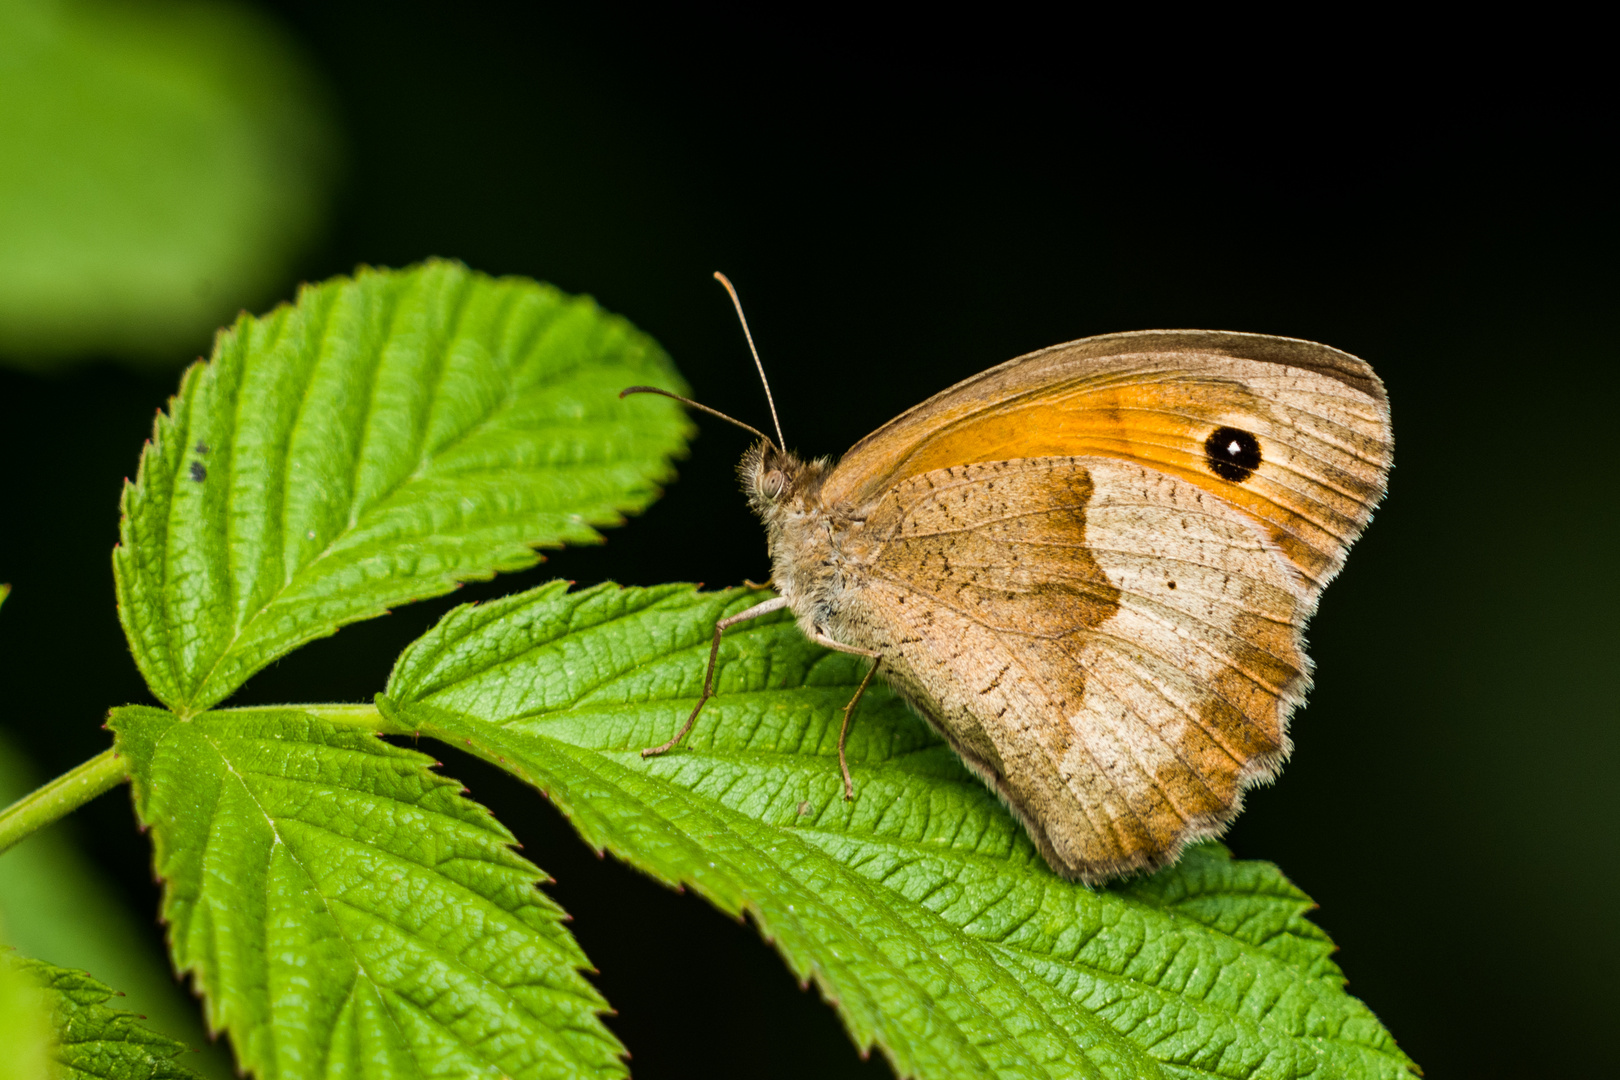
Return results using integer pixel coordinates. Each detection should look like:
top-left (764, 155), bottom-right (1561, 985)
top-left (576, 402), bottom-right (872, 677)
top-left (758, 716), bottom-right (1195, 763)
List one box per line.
top-left (1227, 440), bottom-right (1241, 455)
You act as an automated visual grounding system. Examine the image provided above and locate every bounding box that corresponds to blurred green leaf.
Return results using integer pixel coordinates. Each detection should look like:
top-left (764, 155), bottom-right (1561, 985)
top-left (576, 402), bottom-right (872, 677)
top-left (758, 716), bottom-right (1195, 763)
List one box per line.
top-left (115, 260), bottom-right (691, 714)
top-left (8, 955), bottom-right (206, 1080)
top-left (383, 581), bottom-right (1420, 1080)
top-left (109, 704), bottom-right (626, 1080)
top-left (0, 0), bottom-right (339, 368)
top-left (0, 732), bottom-right (232, 1080)
top-left (0, 927), bottom-right (55, 1080)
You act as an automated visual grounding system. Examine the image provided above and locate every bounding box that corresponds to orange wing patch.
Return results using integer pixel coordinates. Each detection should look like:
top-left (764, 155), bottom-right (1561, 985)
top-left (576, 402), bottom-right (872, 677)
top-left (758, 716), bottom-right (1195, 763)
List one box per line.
top-left (823, 334), bottom-right (1393, 599)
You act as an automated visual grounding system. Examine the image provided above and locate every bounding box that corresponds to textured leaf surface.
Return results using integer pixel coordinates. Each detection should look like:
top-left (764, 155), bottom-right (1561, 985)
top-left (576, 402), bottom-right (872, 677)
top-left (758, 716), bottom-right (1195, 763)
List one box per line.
top-left (7, 955), bottom-right (204, 1080)
top-left (0, 0), bottom-right (336, 367)
top-left (115, 260), bottom-right (690, 714)
top-left (383, 582), bottom-right (1418, 1080)
top-left (108, 705), bottom-right (625, 1080)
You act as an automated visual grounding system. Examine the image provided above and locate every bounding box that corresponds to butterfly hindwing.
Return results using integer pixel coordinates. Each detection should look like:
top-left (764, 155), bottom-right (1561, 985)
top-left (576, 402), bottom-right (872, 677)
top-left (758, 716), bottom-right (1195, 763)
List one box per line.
top-left (834, 455), bottom-right (1309, 881)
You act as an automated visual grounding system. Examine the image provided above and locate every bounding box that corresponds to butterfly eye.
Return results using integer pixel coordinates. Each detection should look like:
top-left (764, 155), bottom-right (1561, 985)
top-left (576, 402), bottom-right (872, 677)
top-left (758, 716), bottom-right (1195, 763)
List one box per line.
top-left (1204, 426), bottom-right (1262, 483)
top-left (763, 469), bottom-right (786, 498)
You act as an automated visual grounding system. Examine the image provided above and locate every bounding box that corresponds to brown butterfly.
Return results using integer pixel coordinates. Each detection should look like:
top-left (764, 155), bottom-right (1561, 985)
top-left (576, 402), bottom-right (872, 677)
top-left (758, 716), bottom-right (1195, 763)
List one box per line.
top-left (626, 274), bottom-right (1393, 884)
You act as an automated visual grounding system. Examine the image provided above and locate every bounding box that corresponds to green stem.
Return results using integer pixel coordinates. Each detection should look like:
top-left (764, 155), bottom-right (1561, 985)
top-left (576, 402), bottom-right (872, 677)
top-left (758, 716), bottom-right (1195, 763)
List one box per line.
top-left (289, 703), bottom-right (388, 728)
top-left (0, 706), bottom-right (402, 856)
top-left (219, 702), bottom-right (403, 733)
top-left (0, 749), bottom-right (128, 856)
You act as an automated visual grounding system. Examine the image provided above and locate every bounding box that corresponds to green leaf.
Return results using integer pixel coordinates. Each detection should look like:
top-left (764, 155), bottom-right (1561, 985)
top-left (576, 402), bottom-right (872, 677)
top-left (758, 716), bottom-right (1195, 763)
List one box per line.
top-left (382, 582), bottom-right (1419, 1080)
top-left (5, 954), bottom-right (205, 1080)
top-left (115, 260), bottom-right (691, 714)
top-left (0, 0), bottom-right (338, 368)
top-left (0, 943), bottom-right (53, 1080)
top-left (108, 704), bottom-right (626, 1080)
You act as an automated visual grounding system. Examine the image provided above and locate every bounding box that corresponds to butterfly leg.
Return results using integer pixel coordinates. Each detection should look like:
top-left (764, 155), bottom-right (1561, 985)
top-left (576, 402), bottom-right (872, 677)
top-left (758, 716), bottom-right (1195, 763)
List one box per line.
top-left (808, 632), bottom-right (883, 801)
top-left (641, 596), bottom-right (788, 758)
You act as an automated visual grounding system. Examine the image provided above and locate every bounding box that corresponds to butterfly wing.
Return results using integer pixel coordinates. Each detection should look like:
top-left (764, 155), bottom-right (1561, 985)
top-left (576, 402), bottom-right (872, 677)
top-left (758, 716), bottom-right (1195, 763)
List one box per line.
top-left (823, 330), bottom-right (1392, 600)
top-left (833, 454), bottom-right (1310, 881)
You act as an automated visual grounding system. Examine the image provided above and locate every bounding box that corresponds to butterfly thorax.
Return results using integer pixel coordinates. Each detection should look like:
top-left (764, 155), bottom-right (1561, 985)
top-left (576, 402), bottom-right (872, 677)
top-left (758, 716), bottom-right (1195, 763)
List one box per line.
top-left (740, 442), bottom-right (873, 640)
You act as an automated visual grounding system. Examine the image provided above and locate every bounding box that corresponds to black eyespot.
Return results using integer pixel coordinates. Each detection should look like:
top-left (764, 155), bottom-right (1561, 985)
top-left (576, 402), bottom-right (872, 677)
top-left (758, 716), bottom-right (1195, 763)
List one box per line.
top-left (1204, 426), bottom-right (1261, 483)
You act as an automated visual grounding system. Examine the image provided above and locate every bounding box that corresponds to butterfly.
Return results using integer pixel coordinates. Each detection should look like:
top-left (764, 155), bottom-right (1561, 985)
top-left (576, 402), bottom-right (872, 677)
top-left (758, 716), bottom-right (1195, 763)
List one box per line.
top-left (626, 275), bottom-right (1393, 884)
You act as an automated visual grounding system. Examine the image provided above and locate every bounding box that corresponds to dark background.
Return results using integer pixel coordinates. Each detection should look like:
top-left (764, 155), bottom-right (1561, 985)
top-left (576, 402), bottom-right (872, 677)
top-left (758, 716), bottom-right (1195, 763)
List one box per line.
top-left (1, 6), bottom-right (1613, 1077)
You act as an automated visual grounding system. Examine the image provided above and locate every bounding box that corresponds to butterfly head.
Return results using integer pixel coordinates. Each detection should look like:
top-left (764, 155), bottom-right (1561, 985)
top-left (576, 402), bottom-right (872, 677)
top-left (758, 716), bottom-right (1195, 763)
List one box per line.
top-left (739, 441), bottom-right (829, 518)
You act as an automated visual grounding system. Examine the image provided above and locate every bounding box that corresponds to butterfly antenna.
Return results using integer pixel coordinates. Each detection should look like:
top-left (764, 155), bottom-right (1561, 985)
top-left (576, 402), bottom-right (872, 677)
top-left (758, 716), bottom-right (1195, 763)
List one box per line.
top-left (618, 385), bottom-right (776, 449)
top-left (713, 272), bottom-right (786, 450)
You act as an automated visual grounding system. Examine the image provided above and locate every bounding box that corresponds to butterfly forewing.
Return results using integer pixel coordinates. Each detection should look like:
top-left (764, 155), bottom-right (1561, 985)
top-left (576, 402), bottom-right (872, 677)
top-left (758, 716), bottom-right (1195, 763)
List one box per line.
top-left (822, 331), bottom-right (1393, 600)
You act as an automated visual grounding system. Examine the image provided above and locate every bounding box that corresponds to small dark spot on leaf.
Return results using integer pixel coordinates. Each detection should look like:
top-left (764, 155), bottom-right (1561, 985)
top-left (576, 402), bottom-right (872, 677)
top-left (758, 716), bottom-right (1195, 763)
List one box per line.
top-left (189, 461), bottom-right (206, 482)
top-left (194, 442), bottom-right (209, 454)
top-left (1167, 581), bottom-right (1177, 590)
